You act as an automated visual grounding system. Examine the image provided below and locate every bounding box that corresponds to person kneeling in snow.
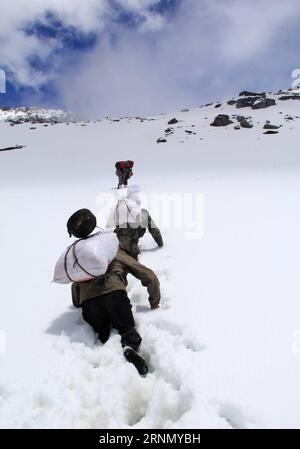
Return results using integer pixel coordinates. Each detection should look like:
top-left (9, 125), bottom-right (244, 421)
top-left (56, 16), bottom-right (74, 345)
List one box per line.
top-left (107, 185), bottom-right (164, 260)
top-left (115, 160), bottom-right (134, 189)
top-left (67, 209), bottom-right (160, 375)
top-left (114, 209), bottom-right (163, 260)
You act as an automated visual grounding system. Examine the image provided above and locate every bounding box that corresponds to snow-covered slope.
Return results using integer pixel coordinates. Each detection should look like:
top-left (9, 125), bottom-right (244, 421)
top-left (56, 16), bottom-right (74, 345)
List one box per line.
top-left (0, 91), bottom-right (300, 428)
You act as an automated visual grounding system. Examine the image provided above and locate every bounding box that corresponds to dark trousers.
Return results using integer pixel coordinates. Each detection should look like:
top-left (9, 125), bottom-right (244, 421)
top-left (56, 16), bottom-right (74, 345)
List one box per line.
top-left (118, 177), bottom-right (128, 189)
top-left (116, 168), bottom-right (131, 188)
top-left (82, 291), bottom-right (142, 351)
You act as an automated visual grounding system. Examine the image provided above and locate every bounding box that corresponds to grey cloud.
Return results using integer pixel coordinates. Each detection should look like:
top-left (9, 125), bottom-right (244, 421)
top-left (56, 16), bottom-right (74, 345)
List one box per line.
top-left (2, 0), bottom-right (300, 116)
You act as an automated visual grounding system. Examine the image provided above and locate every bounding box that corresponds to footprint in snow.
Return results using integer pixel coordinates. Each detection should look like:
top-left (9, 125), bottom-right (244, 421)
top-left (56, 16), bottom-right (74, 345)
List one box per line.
top-left (216, 401), bottom-right (259, 429)
top-left (149, 318), bottom-right (206, 353)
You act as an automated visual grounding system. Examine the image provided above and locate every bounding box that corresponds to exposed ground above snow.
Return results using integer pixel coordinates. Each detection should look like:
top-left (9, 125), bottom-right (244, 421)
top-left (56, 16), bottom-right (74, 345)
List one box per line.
top-left (0, 91), bottom-right (300, 428)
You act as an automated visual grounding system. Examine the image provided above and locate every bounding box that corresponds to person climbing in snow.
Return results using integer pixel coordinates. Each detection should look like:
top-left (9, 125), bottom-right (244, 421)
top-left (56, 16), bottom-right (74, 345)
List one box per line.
top-left (114, 210), bottom-right (163, 260)
top-left (67, 208), bottom-right (161, 376)
top-left (115, 160), bottom-right (134, 189)
top-left (107, 185), bottom-right (164, 259)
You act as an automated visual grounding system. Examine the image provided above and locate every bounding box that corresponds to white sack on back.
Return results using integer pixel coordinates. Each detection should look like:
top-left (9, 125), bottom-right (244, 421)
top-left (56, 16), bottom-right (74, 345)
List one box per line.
top-left (53, 231), bottom-right (119, 284)
top-left (107, 185), bottom-right (142, 228)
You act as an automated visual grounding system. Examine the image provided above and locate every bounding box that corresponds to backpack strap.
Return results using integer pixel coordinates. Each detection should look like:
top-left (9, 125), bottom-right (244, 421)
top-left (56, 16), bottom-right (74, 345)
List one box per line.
top-left (114, 200), bottom-right (138, 225)
top-left (64, 243), bottom-right (76, 282)
top-left (71, 242), bottom-right (98, 278)
top-left (64, 232), bottom-right (111, 282)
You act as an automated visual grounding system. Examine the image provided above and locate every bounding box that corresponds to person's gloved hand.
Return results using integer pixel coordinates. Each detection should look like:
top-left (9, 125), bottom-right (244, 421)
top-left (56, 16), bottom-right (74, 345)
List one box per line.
top-left (150, 303), bottom-right (160, 310)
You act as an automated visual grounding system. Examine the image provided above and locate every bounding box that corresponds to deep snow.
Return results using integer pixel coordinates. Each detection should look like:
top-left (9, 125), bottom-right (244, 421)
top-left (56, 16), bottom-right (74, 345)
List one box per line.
top-left (0, 94), bottom-right (300, 428)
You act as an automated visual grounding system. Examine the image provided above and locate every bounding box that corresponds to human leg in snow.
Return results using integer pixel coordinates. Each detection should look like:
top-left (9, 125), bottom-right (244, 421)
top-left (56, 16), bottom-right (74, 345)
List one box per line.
top-left (81, 297), bottom-right (111, 343)
top-left (120, 328), bottom-right (142, 352)
top-left (104, 291), bottom-right (142, 351)
top-left (116, 168), bottom-right (126, 189)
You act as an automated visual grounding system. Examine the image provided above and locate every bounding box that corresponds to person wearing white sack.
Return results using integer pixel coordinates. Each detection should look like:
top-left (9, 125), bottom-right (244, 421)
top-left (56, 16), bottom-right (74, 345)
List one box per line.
top-left (54, 208), bottom-right (161, 375)
top-left (107, 185), bottom-right (164, 259)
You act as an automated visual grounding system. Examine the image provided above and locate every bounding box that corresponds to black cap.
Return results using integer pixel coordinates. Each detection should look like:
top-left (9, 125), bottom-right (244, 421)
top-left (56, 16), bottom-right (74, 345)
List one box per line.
top-left (67, 209), bottom-right (97, 238)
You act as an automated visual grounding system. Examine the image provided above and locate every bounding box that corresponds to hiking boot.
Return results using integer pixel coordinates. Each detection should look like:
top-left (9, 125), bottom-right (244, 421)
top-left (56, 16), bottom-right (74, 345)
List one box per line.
top-left (123, 346), bottom-right (148, 376)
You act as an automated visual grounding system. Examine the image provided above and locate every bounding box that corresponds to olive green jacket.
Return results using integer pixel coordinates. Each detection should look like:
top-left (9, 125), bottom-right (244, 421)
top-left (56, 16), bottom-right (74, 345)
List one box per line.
top-left (114, 209), bottom-right (164, 258)
top-left (76, 248), bottom-right (160, 307)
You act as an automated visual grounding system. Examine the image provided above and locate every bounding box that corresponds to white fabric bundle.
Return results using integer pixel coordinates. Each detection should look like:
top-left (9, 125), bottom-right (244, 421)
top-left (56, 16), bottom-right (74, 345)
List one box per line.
top-left (53, 231), bottom-right (119, 284)
top-left (107, 185), bottom-right (142, 228)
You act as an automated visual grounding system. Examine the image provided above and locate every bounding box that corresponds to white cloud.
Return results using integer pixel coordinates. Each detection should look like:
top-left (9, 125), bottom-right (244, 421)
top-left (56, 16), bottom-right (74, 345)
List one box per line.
top-left (0, 0), bottom-right (165, 87)
top-left (1, 0), bottom-right (300, 114)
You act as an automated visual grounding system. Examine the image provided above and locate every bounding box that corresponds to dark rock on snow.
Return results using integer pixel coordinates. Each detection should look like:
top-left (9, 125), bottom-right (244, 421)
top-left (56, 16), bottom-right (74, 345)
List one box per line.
top-left (210, 114), bottom-right (233, 127)
top-left (236, 97), bottom-right (257, 108)
top-left (237, 116), bottom-right (253, 128)
top-left (239, 91), bottom-right (266, 97)
top-left (263, 121), bottom-right (280, 130)
top-left (236, 96), bottom-right (276, 110)
top-left (279, 95), bottom-right (300, 101)
top-left (0, 145), bottom-right (26, 152)
top-left (157, 137), bottom-right (167, 143)
top-left (168, 118), bottom-right (178, 125)
top-left (252, 98), bottom-right (276, 109)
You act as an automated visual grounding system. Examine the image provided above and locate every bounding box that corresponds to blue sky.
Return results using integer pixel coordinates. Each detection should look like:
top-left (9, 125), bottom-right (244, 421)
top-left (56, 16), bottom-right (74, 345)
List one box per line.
top-left (0, 0), bottom-right (300, 117)
top-left (0, 9), bottom-right (100, 107)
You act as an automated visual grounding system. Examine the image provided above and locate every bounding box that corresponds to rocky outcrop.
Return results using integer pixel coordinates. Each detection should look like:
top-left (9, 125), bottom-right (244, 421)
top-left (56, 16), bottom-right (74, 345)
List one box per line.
top-left (236, 97), bottom-right (257, 108)
top-left (252, 98), bottom-right (276, 109)
top-left (236, 96), bottom-right (276, 110)
top-left (239, 90), bottom-right (266, 97)
top-left (279, 95), bottom-right (300, 101)
top-left (168, 118), bottom-right (178, 125)
top-left (236, 116), bottom-right (253, 128)
top-left (165, 128), bottom-right (174, 136)
top-left (0, 107), bottom-right (71, 125)
top-left (263, 121), bottom-right (280, 130)
top-left (210, 114), bottom-right (233, 127)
